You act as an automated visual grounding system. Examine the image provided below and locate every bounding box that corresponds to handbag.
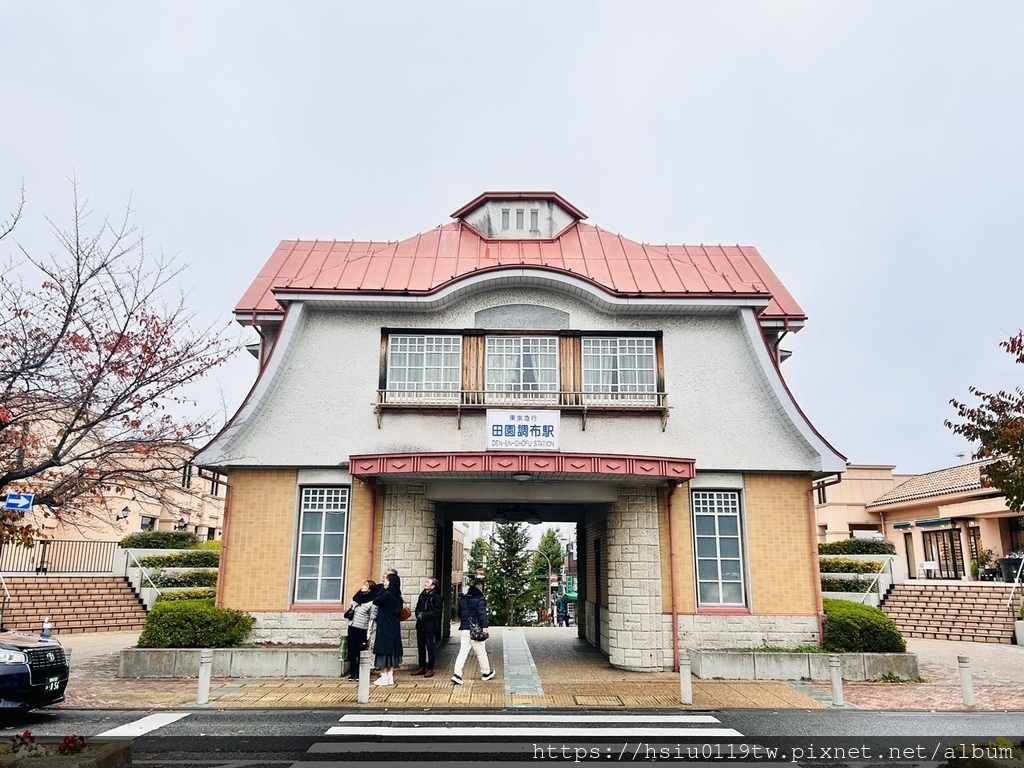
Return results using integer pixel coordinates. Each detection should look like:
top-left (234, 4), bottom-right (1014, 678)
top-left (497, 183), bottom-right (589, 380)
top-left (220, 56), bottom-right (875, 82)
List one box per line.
top-left (343, 606), bottom-right (355, 621)
top-left (469, 620), bottom-right (487, 642)
top-left (400, 606), bottom-right (412, 622)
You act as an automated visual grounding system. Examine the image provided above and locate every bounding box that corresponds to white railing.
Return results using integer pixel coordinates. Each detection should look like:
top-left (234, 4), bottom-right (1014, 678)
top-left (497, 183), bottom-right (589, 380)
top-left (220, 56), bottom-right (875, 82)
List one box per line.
top-left (1007, 557), bottom-right (1024, 613)
top-left (860, 556), bottom-right (895, 604)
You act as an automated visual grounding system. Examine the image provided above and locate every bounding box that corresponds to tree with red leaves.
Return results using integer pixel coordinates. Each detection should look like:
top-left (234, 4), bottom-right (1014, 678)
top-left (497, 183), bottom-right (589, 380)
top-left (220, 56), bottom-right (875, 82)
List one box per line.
top-left (947, 331), bottom-right (1024, 512)
top-left (0, 184), bottom-right (239, 544)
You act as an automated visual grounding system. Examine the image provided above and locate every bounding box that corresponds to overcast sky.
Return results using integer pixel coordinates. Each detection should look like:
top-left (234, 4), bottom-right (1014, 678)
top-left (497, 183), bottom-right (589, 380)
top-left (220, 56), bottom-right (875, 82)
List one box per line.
top-left (3, 1), bottom-right (1022, 475)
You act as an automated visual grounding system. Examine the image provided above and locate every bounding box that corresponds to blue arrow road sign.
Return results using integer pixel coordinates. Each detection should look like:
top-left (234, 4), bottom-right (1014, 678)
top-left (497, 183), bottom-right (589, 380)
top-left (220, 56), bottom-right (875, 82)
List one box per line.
top-left (4, 493), bottom-right (34, 511)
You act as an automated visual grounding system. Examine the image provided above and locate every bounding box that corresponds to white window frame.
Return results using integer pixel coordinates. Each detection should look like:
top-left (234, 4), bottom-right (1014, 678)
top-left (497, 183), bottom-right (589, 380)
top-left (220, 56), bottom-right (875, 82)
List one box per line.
top-left (385, 334), bottom-right (462, 403)
top-left (501, 209), bottom-right (510, 230)
top-left (529, 209), bottom-right (539, 231)
top-left (485, 336), bottom-right (559, 404)
top-left (294, 487), bottom-right (349, 603)
top-left (692, 490), bottom-right (746, 607)
top-left (581, 337), bottom-right (657, 404)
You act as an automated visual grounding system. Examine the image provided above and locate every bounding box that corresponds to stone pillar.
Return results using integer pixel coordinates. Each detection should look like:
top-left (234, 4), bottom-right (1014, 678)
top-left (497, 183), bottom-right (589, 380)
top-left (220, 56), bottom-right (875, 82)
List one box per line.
top-left (606, 486), bottom-right (664, 671)
top-left (381, 483), bottom-right (436, 584)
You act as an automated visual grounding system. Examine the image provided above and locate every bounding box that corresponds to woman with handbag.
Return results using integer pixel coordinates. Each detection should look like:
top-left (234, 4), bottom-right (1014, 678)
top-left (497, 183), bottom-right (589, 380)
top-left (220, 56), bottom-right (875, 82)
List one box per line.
top-left (344, 580), bottom-right (377, 683)
top-left (451, 581), bottom-right (495, 685)
top-left (371, 570), bottom-right (404, 686)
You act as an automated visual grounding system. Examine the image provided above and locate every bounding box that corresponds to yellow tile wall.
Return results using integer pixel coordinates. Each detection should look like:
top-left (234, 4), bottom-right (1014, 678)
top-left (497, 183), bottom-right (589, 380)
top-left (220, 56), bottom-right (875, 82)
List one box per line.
top-left (659, 475), bottom-right (818, 616)
top-left (743, 474), bottom-right (818, 614)
top-left (218, 469), bottom-right (299, 611)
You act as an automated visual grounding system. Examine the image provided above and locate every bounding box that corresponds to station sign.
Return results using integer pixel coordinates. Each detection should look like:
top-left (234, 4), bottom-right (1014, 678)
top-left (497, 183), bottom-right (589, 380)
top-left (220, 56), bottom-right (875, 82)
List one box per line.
top-left (486, 410), bottom-right (560, 451)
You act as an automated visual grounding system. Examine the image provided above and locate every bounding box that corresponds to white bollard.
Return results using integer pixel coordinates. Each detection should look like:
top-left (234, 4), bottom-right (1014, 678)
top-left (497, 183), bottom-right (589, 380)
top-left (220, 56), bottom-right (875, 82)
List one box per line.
top-left (829, 654), bottom-right (844, 707)
top-left (357, 650), bottom-right (372, 705)
top-left (197, 649), bottom-right (213, 705)
top-left (679, 652), bottom-right (693, 706)
top-left (958, 655), bottom-right (975, 706)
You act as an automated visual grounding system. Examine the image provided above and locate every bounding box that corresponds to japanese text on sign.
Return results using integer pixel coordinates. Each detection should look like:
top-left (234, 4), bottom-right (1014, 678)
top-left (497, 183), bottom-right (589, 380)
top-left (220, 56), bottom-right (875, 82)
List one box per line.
top-left (486, 410), bottom-right (560, 451)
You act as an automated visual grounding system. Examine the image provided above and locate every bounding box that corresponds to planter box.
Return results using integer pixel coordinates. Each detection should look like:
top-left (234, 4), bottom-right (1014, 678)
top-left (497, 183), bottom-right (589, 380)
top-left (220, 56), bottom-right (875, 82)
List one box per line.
top-left (0, 741), bottom-right (132, 768)
top-left (687, 648), bottom-right (917, 681)
top-left (119, 647), bottom-right (341, 678)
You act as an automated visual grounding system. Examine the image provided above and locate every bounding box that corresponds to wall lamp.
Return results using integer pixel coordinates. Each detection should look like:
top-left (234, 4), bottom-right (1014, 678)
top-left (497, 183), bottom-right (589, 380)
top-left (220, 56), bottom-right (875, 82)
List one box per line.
top-left (116, 507), bottom-right (131, 522)
top-left (174, 517), bottom-right (188, 531)
top-left (511, 472), bottom-right (533, 482)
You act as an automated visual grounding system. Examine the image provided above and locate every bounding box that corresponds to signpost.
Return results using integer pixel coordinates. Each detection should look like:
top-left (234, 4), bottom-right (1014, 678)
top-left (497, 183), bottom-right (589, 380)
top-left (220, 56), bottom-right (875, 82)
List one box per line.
top-left (3, 493), bottom-right (34, 513)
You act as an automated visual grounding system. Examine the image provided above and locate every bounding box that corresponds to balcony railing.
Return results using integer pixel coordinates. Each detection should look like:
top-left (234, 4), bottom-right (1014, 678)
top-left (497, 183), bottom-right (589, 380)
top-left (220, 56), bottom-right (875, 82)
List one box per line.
top-left (375, 388), bottom-right (669, 431)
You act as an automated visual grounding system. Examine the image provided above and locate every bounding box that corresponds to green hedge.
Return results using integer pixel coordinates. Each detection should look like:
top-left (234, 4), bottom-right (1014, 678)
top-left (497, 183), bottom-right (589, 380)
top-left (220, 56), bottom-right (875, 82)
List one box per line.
top-left (822, 598), bottom-right (906, 653)
top-left (819, 558), bottom-right (884, 574)
top-left (156, 588), bottom-right (217, 602)
top-left (149, 569), bottom-right (218, 588)
top-left (138, 551), bottom-right (220, 568)
top-left (194, 540), bottom-right (222, 551)
top-left (818, 539), bottom-right (896, 555)
top-left (138, 599), bottom-right (254, 648)
top-left (120, 531), bottom-right (200, 549)
top-left (820, 577), bottom-right (873, 593)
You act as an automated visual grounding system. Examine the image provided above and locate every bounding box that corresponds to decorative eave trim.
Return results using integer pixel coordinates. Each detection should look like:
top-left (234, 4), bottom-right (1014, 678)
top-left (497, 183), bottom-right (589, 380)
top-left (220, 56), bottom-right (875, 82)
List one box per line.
top-left (739, 307), bottom-right (847, 475)
top-left (349, 451), bottom-right (695, 483)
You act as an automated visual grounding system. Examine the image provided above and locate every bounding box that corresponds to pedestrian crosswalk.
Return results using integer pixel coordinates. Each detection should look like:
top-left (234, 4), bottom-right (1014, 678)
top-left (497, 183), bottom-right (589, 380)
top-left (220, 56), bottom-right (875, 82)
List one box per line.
top-left (297, 712), bottom-right (746, 764)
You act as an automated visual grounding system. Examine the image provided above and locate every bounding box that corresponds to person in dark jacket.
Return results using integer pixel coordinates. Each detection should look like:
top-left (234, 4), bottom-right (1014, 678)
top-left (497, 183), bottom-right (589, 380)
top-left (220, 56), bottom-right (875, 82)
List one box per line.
top-left (411, 577), bottom-right (443, 677)
top-left (372, 570), bottom-right (404, 686)
top-left (451, 581), bottom-right (495, 685)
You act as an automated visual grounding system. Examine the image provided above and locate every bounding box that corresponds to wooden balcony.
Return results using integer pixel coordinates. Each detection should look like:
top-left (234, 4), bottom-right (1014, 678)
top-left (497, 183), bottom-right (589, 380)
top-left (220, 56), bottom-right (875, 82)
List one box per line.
top-left (374, 389), bottom-right (670, 431)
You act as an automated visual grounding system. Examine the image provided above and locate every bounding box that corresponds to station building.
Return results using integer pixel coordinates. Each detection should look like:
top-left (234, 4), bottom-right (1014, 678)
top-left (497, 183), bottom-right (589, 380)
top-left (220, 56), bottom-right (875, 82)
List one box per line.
top-left (196, 191), bottom-right (846, 670)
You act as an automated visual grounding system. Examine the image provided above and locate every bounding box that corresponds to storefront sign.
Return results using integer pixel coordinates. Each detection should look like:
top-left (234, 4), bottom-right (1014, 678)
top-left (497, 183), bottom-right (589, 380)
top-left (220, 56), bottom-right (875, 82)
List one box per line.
top-left (486, 409), bottom-right (560, 451)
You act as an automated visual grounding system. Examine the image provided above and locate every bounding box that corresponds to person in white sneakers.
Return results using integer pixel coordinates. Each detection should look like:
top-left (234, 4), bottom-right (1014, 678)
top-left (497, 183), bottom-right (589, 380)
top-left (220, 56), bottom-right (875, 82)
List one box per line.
top-left (451, 581), bottom-right (495, 685)
top-left (372, 570), bottom-right (404, 686)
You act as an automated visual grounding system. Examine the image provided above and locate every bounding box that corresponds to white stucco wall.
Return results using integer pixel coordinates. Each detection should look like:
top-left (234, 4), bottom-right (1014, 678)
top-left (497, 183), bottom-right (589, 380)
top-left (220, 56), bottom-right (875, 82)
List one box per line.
top-left (200, 287), bottom-right (833, 472)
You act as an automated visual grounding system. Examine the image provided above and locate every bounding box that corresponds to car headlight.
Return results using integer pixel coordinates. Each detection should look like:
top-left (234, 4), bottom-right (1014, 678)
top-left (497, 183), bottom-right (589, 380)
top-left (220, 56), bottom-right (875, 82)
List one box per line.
top-left (0, 651), bottom-right (28, 665)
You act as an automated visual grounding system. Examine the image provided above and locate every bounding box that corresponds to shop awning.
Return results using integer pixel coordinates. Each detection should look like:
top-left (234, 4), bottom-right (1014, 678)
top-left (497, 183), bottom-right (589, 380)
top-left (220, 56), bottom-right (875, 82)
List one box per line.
top-left (915, 518), bottom-right (955, 529)
top-left (892, 522), bottom-right (912, 530)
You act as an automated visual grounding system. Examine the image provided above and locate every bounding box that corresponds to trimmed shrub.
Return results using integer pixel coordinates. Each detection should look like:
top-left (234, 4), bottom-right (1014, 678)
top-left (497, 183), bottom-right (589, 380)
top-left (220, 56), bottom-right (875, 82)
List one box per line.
top-left (819, 558), bottom-right (884, 574)
top-left (120, 531), bottom-right (200, 549)
top-left (818, 539), bottom-right (896, 555)
top-left (820, 577), bottom-right (874, 593)
top-left (823, 598), bottom-right (906, 652)
top-left (137, 599), bottom-right (254, 648)
top-left (149, 569), bottom-right (218, 588)
top-left (195, 540), bottom-right (222, 551)
top-left (138, 551), bottom-right (220, 568)
top-left (156, 588), bottom-right (217, 602)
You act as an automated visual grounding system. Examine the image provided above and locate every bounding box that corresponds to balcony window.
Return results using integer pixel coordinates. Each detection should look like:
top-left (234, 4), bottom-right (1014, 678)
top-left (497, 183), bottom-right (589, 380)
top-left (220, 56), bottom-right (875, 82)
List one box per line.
top-left (385, 335), bottom-right (462, 403)
top-left (693, 490), bottom-right (745, 606)
top-left (582, 337), bottom-right (657, 404)
top-left (294, 487), bottom-right (348, 603)
top-left (486, 336), bottom-right (558, 404)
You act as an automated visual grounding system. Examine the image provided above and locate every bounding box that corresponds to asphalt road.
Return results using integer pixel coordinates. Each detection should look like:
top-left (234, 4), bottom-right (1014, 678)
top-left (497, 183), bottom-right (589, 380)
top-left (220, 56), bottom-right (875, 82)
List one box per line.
top-left (4, 708), bottom-right (1023, 765)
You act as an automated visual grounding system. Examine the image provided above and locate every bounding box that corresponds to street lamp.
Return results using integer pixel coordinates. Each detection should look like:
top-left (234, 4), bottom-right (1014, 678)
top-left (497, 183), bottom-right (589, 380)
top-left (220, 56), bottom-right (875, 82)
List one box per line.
top-left (530, 549), bottom-right (555, 626)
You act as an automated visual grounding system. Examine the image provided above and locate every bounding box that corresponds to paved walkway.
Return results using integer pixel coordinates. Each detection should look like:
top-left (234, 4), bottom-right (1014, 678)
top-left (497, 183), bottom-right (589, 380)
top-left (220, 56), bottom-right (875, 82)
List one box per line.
top-left (52, 628), bottom-right (1024, 712)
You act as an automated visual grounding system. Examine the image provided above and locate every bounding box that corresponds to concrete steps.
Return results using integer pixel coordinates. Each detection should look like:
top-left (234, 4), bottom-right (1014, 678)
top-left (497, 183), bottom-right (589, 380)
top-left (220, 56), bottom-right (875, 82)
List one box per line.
top-left (881, 583), bottom-right (1021, 644)
top-left (0, 576), bottom-right (147, 634)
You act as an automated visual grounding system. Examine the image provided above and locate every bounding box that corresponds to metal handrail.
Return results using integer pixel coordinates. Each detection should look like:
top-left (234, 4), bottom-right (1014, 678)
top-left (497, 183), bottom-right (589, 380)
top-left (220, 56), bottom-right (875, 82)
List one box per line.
top-left (1007, 557), bottom-right (1024, 613)
top-left (124, 550), bottom-right (162, 596)
top-left (860, 556), bottom-right (894, 604)
top-left (0, 574), bottom-right (9, 630)
top-left (377, 388), bottom-right (668, 408)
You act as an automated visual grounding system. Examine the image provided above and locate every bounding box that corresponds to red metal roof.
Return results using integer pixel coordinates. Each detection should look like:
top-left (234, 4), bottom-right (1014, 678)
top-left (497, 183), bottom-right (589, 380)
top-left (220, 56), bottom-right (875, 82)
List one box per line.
top-left (236, 211), bottom-right (805, 324)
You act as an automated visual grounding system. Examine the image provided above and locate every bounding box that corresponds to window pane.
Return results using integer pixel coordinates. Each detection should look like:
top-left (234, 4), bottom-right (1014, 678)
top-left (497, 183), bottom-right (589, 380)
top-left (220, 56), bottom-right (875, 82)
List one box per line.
top-left (698, 560), bottom-right (719, 580)
top-left (721, 559), bottom-right (742, 580)
top-left (295, 487), bottom-right (350, 602)
top-left (696, 538), bottom-right (718, 557)
top-left (721, 583), bottom-right (744, 604)
top-left (719, 538), bottom-right (740, 558)
top-left (719, 516), bottom-right (739, 536)
top-left (695, 516), bottom-right (716, 535)
top-left (530, 209), bottom-right (538, 230)
top-left (501, 209), bottom-right (509, 229)
top-left (516, 209), bottom-right (524, 229)
top-left (699, 583), bottom-right (721, 603)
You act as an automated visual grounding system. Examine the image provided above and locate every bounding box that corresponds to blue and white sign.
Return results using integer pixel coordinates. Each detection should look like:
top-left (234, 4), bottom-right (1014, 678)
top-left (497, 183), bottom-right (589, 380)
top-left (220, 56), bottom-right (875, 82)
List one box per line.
top-left (4, 493), bottom-right (34, 512)
top-left (486, 410), bottom-right (559, 451)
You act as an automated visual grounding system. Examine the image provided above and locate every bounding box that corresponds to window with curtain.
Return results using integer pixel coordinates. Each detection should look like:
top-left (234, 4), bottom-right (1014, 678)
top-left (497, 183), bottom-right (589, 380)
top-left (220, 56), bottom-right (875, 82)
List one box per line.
top-left (295, 487), bottom-right (348, 602)
top-left (582, 337), bottom-right (656, 404)
top-left (385, 335), bottom-right (462, 403)
top-left (486, 336), bottom-right (559, 403)
top-left (692, 490), bottom-right (745, 606)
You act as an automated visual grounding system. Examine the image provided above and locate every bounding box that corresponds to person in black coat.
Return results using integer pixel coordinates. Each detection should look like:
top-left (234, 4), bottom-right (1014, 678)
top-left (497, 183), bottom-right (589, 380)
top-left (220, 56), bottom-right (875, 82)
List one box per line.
top-left (451, 581), bottom-right (495, 685)
top-left (372, 570), bottom-right (404, 687)
top-left (411, 577), bottom-right (443, 677)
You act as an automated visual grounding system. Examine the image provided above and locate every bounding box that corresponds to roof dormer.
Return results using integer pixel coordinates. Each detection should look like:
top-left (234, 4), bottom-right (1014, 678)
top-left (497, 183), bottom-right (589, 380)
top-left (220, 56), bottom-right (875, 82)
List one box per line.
top-left (451, 191), bottom-right (586, 240)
